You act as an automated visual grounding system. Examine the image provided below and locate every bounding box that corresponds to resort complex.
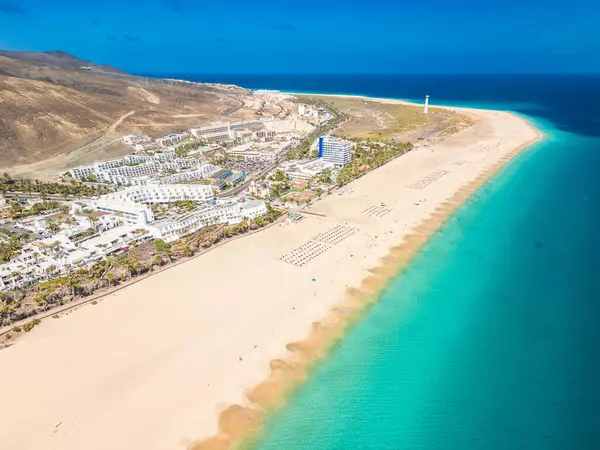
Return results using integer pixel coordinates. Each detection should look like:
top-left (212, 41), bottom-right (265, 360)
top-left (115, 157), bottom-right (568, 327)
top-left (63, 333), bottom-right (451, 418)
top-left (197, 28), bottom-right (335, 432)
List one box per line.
top-left (0, 89), bottom-right (425, 299)
top-left (0, 95), bottom-right (345, 294)
top-left (318, 135), bottom-right (354, 167)
top-left (0, 66), bottom-right (549, 450)
top-left (3, 4), bottom-right (590, 450)
top-left (69, 153), bottom-right (220, 186)
top-left (0, 179), bottom-right (270, 291)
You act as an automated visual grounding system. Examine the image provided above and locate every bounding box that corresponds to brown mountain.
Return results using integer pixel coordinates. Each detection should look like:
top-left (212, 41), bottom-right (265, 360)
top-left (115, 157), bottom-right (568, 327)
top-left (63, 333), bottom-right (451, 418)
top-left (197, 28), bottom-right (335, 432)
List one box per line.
top-left (0, 50), bottom-right (251, 178)
top-left (0, 50), bottom-right (125, 75)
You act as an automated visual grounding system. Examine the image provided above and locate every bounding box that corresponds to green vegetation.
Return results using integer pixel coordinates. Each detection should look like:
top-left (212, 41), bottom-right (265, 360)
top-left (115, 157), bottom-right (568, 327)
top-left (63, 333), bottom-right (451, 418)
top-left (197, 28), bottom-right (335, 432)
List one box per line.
top-left (47, 223), bottom-right (60, 234)
top-left (0, 237), bottom-right (22, 263)
top-left (150, 204), bottom-right (165, 216)
top-left (207, 152), bottom-right (230, 166)
top-left (271, 170), bottom-right (289, 182)
top-left (71, 227), bottom-right (98, 243)
top-left (315, 169), bottom-right (333, 184)
top-left (22, 319), bottom-right (41, 332)
top-left (336, 141), bottom-right (413, 185)
top-left (286, 99), bottom-right (348, 160)
top-left (0, 206), bottom-right (286, 332)
top-left (5, 200), bottom-right (61, 219)
top-left (331, 98), bottom-right (432, 141)
top-left (0, 173), bottom-right (112, 199)
top-left (175, 148), bottom-right (189, 158)
top-left (173, 200), bottom-right (197, 212)
top-left (31, 201), bottom-right (59, 214)
top-left (175, 138), bottom-right (205, 156)
top-left (269, 181), bottom-right (291, 199)
top-left (154, 238), bottom-right (171, 253)
top-left (301, 95), bottom-right (473, 143)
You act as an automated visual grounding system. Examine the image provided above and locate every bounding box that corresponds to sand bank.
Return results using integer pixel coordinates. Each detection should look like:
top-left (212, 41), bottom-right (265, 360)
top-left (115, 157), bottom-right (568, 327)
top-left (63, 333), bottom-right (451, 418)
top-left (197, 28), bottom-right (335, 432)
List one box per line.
top-left (0, 99), bottom-right (542, 450)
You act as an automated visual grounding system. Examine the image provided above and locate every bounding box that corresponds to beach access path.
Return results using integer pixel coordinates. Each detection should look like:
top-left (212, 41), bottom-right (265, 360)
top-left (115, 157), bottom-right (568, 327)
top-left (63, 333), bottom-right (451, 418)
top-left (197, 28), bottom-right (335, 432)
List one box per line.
top-left (0, 99), bottom-right (541, 450)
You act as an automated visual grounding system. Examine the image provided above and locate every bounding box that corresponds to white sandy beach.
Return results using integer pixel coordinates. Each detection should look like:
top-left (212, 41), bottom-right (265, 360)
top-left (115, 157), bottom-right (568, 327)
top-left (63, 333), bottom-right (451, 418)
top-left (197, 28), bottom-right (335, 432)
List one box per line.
top-left (0, 99), bottom-right (541, 450)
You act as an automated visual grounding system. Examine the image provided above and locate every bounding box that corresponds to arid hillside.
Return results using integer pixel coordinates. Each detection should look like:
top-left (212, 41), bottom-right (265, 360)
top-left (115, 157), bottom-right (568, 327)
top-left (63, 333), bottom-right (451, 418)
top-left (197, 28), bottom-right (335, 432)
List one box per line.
top-left (0, 51), bottom-right (250, 175)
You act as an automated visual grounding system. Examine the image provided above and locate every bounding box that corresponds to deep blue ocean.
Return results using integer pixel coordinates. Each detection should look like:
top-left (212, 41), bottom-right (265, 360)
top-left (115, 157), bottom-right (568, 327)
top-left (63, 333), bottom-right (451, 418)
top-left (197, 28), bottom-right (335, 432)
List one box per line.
top-left (159, 74), bottom-right (600, 449)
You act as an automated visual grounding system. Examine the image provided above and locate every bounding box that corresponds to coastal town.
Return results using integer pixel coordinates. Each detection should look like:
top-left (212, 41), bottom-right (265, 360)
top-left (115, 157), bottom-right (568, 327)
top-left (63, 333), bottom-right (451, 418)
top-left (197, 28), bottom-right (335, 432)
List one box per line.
top-left (0, 80), bottom-right (542, 450)
top-left (0, 90), bottom-right (416, 333)
top-left (1, 3), bottom-right (585, 449)
top-left (2, 48), bottom-right (536, 450)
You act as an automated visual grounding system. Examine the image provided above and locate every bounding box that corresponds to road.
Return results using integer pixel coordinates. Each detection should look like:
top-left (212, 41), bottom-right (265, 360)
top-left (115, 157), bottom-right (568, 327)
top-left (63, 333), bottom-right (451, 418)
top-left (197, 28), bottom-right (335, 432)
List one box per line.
top-left (108, 110), bottom-right (137, 133)
top-left (3, 191), bottom-right (79, 201)
top-left (216, 151), bottom-right (290, 198)
top-left (223, 95), bottom-right (244, 116)
top-left (217, 110), bottom-right (345, 198)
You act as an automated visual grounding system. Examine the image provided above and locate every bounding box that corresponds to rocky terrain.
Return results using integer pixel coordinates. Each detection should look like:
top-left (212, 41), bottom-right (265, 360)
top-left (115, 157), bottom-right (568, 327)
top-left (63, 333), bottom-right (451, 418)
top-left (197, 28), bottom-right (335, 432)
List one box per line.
top-left (0, 50), bottom-right (251, 176)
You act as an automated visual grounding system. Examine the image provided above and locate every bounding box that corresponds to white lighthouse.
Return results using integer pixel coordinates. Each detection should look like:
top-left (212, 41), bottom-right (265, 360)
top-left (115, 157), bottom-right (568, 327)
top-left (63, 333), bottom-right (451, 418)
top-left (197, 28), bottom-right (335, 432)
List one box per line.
top-left (424, 95), bottom-right (430, 114)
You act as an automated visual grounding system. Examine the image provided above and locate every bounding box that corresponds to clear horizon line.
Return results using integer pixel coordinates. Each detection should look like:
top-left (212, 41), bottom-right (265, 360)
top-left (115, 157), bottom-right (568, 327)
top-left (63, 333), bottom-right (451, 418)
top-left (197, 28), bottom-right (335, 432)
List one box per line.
top-left (134, 72), bottom-right (600, 77)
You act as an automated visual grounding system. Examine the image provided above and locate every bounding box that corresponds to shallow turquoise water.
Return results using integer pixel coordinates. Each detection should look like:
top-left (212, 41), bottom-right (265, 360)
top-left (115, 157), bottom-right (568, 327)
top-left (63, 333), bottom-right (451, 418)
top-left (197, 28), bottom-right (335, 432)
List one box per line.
top-left (198, 79), bottom-right (598, 448)
top-left (162, 75), bottom-right (600, 449)
top-left (249, 123), bottom-right (600, 449)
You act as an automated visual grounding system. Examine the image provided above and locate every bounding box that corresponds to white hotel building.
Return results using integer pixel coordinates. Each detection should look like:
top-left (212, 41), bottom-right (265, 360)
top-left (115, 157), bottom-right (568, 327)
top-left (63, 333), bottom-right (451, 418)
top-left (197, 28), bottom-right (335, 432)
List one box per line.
top-left (318, 136), bottom-right (353, 168)
top-left (106, 184), bottom-right (214, 205)
top-left (278, 159), bottom-right (336, 180)
top-left (93, 184), bottom-right (216, 227)
top-left (94, 198), bottom-right (156, 226)
top-left (156, 132), bottom-right (190, 148)
top-left (145, 199), bottom-right (267, 243)
top-left (190, 120), bottom-right (264, 141)
top-left (146, 204), bottom-right (241, 242)
top-left (159, 164), bottom-right (221, 184)
top-left (68, 154), bottom-right (211, 186)
top-left (89, 185), bottom-right (268, 243)
top-left (240, 199), bottom-right (268, 220)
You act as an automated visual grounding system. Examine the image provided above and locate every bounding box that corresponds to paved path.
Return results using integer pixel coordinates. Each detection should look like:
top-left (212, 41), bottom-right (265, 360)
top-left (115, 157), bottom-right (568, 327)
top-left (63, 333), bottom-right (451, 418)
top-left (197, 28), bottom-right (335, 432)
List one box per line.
top-left (0, 215), bottom-right (287, 342)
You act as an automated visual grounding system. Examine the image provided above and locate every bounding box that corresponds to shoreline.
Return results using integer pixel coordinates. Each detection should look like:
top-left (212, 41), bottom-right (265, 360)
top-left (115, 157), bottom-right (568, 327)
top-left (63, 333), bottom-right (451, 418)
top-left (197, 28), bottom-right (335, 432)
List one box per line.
top-left (0, 97), bottom-right (543, 450)
top-left (189, 100), bottom-right (544, 449)
top-left (0, 215), bottom-right (287, 344)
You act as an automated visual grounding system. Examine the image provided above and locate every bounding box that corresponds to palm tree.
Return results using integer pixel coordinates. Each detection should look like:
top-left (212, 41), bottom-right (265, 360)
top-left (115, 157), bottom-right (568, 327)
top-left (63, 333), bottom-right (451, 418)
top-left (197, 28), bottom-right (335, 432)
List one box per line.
top-left (181, 242), bottom-right (193, 258)
top-left (35, 291), bottom-right (50, 309)
top-left (151, 254), bottom-right (164, 267)
top-left (68, 275), bottom-right (82, 298)
top-left (48, 222), bottom-right (60, 234)
top-left (88, 215), bottom-right (99, 233)
top-left (23, 179), bottom-right (33, 198)
top-left (105, 272), bottom-right (118, 287)
top-left (124, 255), bottom-right (141, 276)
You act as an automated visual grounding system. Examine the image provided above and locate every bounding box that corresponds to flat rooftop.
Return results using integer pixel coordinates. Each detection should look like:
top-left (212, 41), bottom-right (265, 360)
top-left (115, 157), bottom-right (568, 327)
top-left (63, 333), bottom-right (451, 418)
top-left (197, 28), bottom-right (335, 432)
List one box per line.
top-left (80, 226), bottom-right (135, 247)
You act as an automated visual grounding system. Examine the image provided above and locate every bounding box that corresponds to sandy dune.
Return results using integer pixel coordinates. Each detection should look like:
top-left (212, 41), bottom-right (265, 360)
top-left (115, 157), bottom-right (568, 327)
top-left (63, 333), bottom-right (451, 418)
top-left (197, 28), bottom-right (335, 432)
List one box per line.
top-left (0, 101), bottom-right (541, 450)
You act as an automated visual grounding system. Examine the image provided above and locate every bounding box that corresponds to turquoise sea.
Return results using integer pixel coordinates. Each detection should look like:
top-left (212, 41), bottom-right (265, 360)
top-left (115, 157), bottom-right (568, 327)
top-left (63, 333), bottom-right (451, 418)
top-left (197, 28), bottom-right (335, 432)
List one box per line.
top-left (156, 74), bottom-right (600, 449)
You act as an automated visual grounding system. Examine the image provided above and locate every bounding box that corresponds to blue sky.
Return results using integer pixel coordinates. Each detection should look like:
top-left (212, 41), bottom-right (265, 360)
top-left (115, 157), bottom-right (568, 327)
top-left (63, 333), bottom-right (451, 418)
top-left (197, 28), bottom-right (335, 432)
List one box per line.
top-left (1, 0), bottom-right (599, 74)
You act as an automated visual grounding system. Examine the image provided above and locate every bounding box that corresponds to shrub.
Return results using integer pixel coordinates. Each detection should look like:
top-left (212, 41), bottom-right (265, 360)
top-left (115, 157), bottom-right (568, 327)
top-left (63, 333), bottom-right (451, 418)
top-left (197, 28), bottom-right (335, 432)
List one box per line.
top-left (23, 321), bottom-right (36, 332)
top-left (91, 300), bottom-right (98, 305)
top-left (154, 238), bottom-right (171, 253)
